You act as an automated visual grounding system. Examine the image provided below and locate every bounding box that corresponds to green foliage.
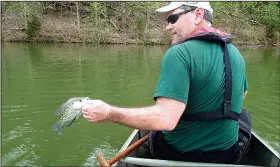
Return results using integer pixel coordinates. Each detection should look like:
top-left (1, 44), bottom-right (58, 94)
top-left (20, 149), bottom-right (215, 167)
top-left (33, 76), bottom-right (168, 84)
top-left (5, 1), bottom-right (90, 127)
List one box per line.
top-left (89, 2), bottom-right (107, 27)
top-left (212, 2), bottom-right (280, 42)
top-left (26, 14), bottom-right (41, 40)
top-left (4, 2), bottom-right (42, 18)
top-left (2, 2), bottom-right (279, 44)
top-left (260, 2), bottom-right (280, 26)
top-left (259, 2), bottom-right (280, 40)
top-left (3, 2), bottom-right (43, 40)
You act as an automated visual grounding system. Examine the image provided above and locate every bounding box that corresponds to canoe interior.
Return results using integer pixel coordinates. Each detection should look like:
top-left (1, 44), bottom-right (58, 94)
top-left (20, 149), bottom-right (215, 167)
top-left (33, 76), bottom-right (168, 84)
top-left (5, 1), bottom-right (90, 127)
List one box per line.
top-left (114, 130), bottom-right (280, 167)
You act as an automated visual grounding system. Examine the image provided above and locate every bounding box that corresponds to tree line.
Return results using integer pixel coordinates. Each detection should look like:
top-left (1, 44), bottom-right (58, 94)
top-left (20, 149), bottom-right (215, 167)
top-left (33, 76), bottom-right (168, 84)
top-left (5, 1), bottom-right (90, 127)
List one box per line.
top-left (1, 2), bottom-right (279, 44)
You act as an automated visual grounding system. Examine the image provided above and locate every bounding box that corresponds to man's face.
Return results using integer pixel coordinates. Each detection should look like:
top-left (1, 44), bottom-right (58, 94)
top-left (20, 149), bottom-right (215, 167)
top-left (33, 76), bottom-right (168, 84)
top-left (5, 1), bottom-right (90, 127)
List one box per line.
top-left (165, 8), bottom-right (200, 45)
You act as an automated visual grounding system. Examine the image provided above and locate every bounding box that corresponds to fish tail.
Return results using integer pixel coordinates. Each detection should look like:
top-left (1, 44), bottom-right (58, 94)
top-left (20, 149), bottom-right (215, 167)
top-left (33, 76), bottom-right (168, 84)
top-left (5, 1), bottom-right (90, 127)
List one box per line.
top-left (52, 123), bottom-right (63, 135)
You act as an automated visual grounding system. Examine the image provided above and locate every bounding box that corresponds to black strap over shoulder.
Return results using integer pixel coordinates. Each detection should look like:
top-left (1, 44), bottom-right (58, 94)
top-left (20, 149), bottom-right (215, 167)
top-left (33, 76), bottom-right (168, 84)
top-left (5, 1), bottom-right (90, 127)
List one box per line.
top-left (179, 33), bottom-right (240, 121)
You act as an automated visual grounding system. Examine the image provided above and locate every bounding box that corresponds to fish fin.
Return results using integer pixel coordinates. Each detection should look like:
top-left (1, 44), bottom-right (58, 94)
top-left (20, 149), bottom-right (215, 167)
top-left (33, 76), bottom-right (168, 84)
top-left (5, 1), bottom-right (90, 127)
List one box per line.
top-left (65, 119), bottom-right (76, 127)
top-left (55, 103), bottom-right (67, 116)
top-left (55, 109), bottom-right (62, 116)
top-left (52, 123), bottom-right (63, 135)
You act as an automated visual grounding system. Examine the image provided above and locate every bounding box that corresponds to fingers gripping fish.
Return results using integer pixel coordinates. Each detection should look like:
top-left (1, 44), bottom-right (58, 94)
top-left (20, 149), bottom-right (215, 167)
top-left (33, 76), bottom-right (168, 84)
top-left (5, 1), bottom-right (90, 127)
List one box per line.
top-left (53, 97), bottom-right (92, 135)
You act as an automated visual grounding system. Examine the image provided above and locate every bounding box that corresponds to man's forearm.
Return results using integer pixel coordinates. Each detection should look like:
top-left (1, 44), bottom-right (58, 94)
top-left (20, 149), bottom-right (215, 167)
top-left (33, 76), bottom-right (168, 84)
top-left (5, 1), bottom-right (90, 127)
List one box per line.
top-left (108, 105), bottom-right (174, 131)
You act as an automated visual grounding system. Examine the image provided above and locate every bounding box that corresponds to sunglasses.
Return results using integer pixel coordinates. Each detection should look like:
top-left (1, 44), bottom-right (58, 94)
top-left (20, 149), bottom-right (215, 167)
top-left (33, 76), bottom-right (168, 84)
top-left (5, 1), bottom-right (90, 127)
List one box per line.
top-left (167, 8), bottom-right (196, 24)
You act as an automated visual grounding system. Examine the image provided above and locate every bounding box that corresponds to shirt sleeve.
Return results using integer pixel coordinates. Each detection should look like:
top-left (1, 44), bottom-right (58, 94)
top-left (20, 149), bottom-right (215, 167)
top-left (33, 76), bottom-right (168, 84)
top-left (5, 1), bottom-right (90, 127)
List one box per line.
top-left (153, 45), bottom-right (191, 104)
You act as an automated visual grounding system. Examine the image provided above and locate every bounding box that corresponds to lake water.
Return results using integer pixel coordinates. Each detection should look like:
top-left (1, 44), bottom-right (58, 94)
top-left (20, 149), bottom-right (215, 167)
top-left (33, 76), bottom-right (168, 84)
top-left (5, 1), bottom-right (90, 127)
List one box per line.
top-left (1, 43), bottom-right (279, 166)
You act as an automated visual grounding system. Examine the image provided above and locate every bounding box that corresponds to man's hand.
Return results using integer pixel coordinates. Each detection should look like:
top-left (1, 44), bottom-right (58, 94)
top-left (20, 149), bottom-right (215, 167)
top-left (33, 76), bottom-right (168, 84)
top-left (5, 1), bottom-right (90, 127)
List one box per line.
top-left (244, 90), bottom-right (248, 99)
top-left (82, 100), bottom-right (111, 123)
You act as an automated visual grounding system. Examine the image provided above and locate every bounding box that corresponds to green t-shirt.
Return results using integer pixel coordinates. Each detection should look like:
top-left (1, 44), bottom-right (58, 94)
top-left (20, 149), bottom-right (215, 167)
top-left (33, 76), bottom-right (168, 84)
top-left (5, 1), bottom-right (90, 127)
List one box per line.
top-left (154, 40), bottom-right (248, 152)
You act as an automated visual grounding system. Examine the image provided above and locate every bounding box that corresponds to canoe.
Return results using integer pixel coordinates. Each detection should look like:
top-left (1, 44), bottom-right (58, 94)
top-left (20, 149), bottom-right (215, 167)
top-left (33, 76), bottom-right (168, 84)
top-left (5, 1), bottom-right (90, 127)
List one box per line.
top-left (113, 129), bottom-right (280, 167)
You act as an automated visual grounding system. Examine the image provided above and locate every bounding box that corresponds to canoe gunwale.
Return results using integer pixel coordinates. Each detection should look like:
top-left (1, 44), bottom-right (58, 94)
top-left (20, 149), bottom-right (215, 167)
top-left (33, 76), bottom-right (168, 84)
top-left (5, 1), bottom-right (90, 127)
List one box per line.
top-left (251, 131), bottom-right (280, 159)
top-left (120, 157), bottom-right (254, 167)
top-left (115, 129), bottom-right (280, 167)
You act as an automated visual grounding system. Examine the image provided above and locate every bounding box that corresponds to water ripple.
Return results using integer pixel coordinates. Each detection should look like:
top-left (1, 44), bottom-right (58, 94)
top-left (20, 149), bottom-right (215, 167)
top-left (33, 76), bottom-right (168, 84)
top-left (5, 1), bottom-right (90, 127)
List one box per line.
top-left (2, 138), bottom-right (37, 166)
top-left (2, 105), bottom-right (29, 108)
top-left (2, 130), bottom-right (23, 143)
top-left (83, 142), bottom-right (119, 166)
top-left (2, 105), bottom-right (29, 113)
top-left (2, 123), bottom-right (33, 144)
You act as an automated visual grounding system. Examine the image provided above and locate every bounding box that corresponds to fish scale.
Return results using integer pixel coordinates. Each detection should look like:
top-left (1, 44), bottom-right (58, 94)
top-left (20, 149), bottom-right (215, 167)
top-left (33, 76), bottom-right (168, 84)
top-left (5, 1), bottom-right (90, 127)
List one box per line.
top-left (52, 97), bottom-right (92, 135)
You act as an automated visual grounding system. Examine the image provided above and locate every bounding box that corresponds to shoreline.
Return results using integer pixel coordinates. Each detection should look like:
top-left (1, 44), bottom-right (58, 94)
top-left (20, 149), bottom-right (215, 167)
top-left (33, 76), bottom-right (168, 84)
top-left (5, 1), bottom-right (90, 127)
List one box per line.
top-left (2, 40), bottom-right (279, 48)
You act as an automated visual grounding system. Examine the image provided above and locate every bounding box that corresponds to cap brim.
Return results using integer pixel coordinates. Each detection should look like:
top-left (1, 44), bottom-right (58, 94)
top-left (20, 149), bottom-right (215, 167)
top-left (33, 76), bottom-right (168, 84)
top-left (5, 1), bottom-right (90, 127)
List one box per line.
top-left (155, 3), bottom-right (183, 22)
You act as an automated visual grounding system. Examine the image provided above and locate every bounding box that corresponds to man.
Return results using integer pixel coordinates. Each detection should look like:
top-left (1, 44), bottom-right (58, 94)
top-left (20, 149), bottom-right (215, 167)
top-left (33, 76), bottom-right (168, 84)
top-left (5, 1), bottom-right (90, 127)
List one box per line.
top-left (82, 2), bottom-right (250, 164)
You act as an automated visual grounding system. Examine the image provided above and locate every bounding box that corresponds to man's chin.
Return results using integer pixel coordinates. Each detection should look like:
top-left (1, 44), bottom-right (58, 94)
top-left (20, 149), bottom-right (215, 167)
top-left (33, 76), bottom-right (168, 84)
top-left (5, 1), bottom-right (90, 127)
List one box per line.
top-left (171, 39), bottom-right (183, 45)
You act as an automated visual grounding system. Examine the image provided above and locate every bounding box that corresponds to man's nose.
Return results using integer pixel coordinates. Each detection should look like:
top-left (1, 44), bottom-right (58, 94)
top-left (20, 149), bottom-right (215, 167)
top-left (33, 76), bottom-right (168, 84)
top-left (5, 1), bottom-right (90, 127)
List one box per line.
top-left (166, 23), bottom-right (172, 30)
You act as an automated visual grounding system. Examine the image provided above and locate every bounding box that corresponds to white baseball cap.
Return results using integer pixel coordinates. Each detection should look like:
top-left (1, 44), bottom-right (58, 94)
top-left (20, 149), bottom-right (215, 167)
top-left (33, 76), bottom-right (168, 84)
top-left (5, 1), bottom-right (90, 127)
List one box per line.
top-left (156, 2), bottom-right (213, 22)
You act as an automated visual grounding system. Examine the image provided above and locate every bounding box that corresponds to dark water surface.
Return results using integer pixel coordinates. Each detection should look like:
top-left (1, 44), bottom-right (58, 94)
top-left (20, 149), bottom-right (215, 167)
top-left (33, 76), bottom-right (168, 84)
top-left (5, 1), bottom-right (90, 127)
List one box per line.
top-left (1, 43), bottom-right (279, 166)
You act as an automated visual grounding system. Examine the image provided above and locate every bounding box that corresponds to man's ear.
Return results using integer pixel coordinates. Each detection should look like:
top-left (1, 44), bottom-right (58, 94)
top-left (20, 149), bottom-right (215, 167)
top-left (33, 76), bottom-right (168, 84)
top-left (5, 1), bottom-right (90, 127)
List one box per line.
top-left (194, 8), bottom-right (204, 25)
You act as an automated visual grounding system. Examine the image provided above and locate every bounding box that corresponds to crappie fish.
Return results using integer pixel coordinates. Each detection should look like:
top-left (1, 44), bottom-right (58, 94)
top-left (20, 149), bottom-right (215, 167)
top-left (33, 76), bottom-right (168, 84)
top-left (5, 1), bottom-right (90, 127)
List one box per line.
top-left (53, 97), bottom-right (91, 135)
